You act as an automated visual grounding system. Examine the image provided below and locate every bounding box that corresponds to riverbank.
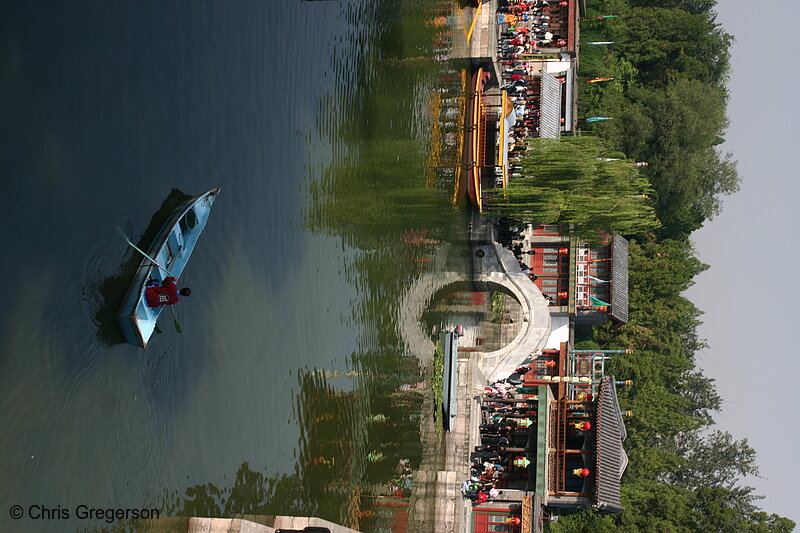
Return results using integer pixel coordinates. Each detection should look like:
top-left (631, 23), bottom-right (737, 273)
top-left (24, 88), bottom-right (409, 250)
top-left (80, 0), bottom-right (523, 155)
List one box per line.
top-left (410, 209), bottom-right (552, 532)
top-left (408, 345), bottom-right (486, 533)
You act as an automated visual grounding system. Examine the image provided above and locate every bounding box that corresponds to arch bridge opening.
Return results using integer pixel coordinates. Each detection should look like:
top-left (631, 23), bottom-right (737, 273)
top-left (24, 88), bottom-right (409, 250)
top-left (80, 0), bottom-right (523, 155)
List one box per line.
top-left (421, 281), bottom-right (524, 352)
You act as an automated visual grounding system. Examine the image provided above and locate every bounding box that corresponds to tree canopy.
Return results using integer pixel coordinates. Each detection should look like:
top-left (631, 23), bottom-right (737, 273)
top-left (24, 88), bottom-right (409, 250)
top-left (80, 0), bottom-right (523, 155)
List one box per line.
top-left (489, 0), bottom-right (788, 528)
top-left (484, 136), bottom-right (660, 237)
top-left (561, 237), bottom-right (795, 532)
top-left (578, 0), bottom-right (739, 237)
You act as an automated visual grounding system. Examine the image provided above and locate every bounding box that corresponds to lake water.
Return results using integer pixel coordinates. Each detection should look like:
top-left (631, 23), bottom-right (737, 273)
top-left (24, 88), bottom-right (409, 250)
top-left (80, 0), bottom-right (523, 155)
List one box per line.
top-left (0, 1), bottom-right (473, 531)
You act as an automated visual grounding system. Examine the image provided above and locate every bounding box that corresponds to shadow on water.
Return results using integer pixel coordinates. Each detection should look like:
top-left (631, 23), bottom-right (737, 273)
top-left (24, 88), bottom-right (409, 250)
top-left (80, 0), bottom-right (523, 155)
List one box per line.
top-left (93, 188), bottom-right (192, 346)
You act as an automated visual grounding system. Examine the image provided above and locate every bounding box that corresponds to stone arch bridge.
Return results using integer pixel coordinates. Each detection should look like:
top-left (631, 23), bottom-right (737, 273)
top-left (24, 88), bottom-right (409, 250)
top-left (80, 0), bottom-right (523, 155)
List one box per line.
top-left (399, 235), bottom-right (551, 383)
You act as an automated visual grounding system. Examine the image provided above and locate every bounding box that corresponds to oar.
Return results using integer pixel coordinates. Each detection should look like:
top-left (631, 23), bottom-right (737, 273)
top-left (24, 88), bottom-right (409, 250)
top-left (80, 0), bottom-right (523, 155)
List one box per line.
top-left (115, 227), bottom-right (175, 277)
top-left (116, 226), bottom-right (183, 333)
top-left (169, 306), bottom-right (183, 334)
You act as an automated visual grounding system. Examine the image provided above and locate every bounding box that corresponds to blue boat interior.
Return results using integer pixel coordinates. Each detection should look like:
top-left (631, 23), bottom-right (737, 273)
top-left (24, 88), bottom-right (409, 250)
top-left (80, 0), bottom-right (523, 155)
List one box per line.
top-left (118, 189), bottom-right (218, 347)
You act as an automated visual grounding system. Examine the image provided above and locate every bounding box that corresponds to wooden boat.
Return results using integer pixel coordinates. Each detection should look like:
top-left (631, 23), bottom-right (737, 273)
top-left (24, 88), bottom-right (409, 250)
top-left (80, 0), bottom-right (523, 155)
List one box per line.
top-left (117, 188), bottom-right (220, 348)
top-left (465, 68), bottom-right (489, 210)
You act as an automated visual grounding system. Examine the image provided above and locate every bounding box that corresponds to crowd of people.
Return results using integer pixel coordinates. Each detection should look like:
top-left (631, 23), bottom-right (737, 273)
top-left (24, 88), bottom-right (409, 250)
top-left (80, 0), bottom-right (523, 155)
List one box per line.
top-left (500, 0), bottom-right (569, 16)
top-left (501, 62), bottom-right (543, 142)
top-left (498, 0), bottom-right (568, 50)
top-left (461, 360), bottom-right (596, 506)
top-left (495, 219), bottom-right (540, 284)
top-left (499, 14), bottom-right (566, 51)
top-left (496, 0), bottom-right (569, 145)
top-left (461, 367), bottom-right (539, 504)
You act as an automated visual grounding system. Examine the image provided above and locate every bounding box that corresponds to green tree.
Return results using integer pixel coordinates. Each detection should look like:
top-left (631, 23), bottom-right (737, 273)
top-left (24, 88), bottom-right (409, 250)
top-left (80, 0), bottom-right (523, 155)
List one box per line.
top-left (579, 1), bottom-right (738, 237)
top-left (572, 233), bottom-right (797, 532)
top-left (485, 136), bottom-right (660, 236)
top-left (627, 80), bottom-right (739, 235)
top-left (568, 5), bottom-right (793, 528)
top-left (618, 7), bottom-right (733, 85)
top-left (744, 512), bottom-right (797, 533)
top-left (626, 0), bottom-right (718, 16)
top-left (669, 431), bottom-right (759, 490)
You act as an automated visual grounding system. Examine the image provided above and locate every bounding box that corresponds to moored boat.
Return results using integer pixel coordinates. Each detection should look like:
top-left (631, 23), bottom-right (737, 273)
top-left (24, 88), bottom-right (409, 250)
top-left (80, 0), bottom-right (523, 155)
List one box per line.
top-left (117, 188), bottom-right (220, 347)
top-left (465, 68), bottom-right (489, 210)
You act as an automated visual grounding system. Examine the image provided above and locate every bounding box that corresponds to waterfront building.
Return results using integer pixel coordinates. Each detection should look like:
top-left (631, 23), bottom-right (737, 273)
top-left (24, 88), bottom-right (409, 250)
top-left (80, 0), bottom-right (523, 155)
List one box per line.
top-left (470, 344), bottom-right (631, 533)
top-left (526, 226), bottom-right (629, 328)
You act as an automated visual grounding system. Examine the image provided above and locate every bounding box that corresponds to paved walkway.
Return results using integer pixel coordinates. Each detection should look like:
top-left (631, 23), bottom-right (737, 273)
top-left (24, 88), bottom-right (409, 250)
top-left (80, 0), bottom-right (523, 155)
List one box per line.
top-left (451, 0), bottom-right (503, 85)
top-left (407, 352), bottom-right (484, 533)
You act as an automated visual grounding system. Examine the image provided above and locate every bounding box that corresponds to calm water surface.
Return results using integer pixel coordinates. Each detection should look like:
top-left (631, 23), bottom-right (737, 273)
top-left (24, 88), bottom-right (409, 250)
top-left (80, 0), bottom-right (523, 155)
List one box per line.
top-left (0, 1), bottom-right (470, 531)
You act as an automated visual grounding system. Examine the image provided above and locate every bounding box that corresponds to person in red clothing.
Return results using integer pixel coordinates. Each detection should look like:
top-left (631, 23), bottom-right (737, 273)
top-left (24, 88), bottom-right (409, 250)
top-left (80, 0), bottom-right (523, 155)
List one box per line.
top-left (145, 277), bottom-right (191, 307)
top-left (572, 467), bottom-right (591, 477)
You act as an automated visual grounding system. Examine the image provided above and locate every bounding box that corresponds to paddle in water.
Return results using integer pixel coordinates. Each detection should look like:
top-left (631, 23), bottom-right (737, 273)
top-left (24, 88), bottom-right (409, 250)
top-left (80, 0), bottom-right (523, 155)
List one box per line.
top-left (169, 305), bottom-right (183, 334)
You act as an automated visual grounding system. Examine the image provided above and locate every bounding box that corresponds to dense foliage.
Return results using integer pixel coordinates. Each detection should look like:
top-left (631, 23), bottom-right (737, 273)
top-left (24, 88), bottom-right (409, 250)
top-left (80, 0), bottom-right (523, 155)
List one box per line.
top-left (552, 241), bottom-right (795, 532)
top-left (484, 136), bottom-right (660, 237)
top-left (544, 1), bottom-right (795, 530)
top-left (579, 0), bottom-right (739, 237)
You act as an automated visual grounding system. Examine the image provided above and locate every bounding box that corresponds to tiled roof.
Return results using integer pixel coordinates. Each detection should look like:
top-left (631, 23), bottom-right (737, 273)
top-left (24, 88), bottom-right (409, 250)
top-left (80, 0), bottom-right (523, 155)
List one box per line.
top-left (539, 72), bottom-right (562, 139)
top-left (595, 376), bottom-right (628, 513)
top-left (609, 234), bottom-right (629, 324)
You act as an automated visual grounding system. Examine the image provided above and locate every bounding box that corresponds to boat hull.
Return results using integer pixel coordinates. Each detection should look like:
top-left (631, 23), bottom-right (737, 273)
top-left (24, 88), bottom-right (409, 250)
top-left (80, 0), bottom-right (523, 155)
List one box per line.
top-left (117, 188), bottom-right (220, 348)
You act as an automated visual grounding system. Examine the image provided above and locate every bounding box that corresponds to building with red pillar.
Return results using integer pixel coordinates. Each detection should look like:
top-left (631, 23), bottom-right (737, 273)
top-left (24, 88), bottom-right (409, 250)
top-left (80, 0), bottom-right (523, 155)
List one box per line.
top-left (526, 226), bottom-right (629, 328)
top-left (469, 344), bottom-right (631, 532)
